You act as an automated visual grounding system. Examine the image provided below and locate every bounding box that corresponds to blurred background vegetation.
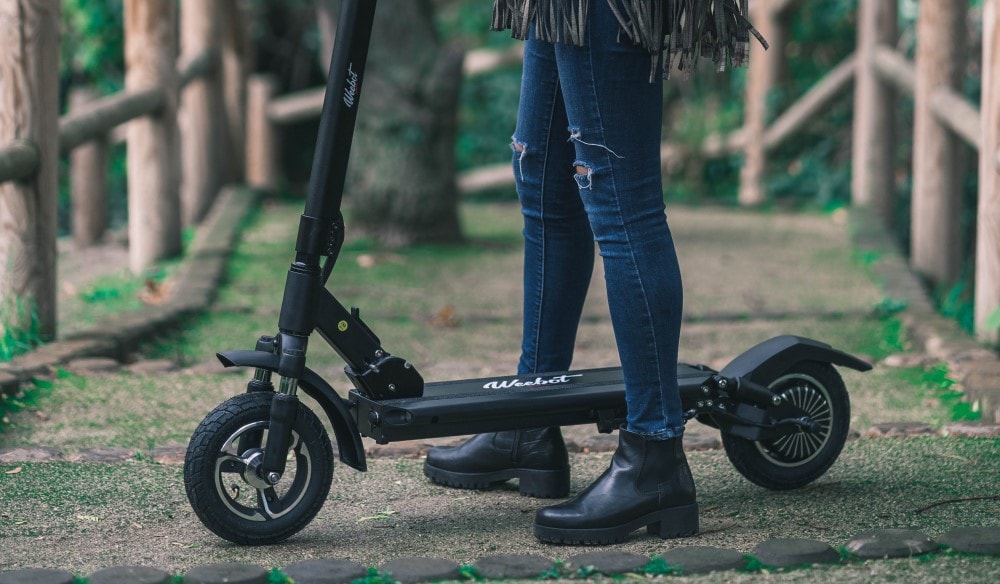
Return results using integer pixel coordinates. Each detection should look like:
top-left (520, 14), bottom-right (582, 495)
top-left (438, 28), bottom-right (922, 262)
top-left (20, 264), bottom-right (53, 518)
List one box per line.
top-left (55, 0), bottom-right (983, 332)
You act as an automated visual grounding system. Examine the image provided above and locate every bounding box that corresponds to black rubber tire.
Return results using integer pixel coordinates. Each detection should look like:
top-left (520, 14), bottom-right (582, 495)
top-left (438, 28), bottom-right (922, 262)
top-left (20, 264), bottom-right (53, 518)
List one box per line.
top-left (184, 392), bottom-right (333, 544)
top-left (722, 361), bottom-right (850, 491)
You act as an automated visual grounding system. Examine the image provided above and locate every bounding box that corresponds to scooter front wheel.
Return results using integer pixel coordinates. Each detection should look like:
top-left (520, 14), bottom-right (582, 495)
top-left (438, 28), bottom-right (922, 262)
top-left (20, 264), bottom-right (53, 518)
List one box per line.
top-left (184, 391), bottom-right (334, 544)
top-left (721, 361), bottom-right (850, 491)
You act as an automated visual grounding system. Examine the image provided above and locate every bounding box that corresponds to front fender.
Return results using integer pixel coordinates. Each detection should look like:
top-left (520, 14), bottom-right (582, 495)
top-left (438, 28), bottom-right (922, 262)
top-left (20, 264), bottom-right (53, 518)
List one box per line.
top-left (217, 350), bottom-right (367, 472)
top-left (720, 335), bottom-right (872, 385)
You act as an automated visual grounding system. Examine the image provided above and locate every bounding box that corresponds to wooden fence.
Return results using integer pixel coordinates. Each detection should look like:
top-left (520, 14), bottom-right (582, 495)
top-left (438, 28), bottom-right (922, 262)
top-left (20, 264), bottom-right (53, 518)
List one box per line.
top-left (0, 0), bottom-right (244, 339)
top-left (1, 0), bottom-right (998, 345)
top-left (719, 0), bottom-right (999, 344)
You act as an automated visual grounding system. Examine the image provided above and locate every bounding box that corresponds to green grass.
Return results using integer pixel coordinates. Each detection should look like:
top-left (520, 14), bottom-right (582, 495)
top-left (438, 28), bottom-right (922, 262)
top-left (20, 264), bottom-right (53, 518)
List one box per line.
top-left (0, 298), bottom-right (43, 362)
top-left (894, 364), bottom-right (982, 424)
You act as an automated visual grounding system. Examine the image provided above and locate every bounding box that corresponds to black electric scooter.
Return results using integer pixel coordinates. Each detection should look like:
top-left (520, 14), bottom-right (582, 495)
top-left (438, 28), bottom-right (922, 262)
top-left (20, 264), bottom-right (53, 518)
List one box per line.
top-left (183, 0), bottom-right (872, 545)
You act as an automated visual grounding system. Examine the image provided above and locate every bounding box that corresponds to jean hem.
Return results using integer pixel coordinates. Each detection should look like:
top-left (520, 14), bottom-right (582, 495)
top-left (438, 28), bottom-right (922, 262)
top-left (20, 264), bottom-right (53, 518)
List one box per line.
top-left (625, 425), bottom-right (685, 441)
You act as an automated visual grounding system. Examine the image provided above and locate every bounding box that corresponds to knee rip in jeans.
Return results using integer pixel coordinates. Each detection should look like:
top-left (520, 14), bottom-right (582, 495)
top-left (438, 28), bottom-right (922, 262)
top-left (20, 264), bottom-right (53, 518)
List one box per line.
top-left (511, 137), bottom-right (527, 180)
top-left (573, 162), bottom-right (593, 190)
top-left (567, 127), bottom-right (624, 159)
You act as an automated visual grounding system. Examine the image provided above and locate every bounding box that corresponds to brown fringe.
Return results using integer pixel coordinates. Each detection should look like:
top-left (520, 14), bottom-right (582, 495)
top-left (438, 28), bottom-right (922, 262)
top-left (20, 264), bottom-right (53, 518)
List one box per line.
top-left (492, 0), bottom-right (768, 79)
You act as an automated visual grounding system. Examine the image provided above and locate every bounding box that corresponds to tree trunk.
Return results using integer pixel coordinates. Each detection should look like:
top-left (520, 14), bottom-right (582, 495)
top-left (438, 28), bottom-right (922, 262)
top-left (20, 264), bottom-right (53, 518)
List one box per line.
top-left (0, 0), bottom-right (60, 340)
top-left (911, 0), bottom-right (965, 287)
top-left (125, 0), bottom-right (181, 274)
top-left (347, 0), bottom-right (464, 245)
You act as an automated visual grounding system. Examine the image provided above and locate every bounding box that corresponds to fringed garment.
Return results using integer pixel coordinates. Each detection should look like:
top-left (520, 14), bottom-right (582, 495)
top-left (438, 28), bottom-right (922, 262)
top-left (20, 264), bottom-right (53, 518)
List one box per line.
top-left (492, 0), bottom-right (768, 80)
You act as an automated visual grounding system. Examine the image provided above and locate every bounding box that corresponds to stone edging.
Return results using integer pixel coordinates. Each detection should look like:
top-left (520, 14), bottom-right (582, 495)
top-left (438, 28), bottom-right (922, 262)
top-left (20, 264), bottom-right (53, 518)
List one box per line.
top-left (0, 186), bottom-right (261, 398)
top-left (849, 210), bottom-right (1000, 423)
top-left (1, 528), bottom-right (998, 583)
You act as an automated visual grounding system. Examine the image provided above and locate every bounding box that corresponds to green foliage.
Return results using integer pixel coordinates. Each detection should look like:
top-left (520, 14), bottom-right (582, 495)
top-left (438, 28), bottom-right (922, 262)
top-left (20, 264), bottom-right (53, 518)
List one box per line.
top-left (457, 564), bottom-right (482, 581)
top-left (742, 555), bottom-right (765, 572)
top-left (538, 561), bottom-right (566, 580)
top-left (872, 297), bottom-right (909, 319)
top-left (938, 278), bottom-right (976, 334)
top-left (0, 298), bottom-right (42, 362)
top-left (896, 364), bottom-right (981, 424)
top-left (0, 375), bottom-right (58, 432)
top-left (641, 556), bottom-right (681, 576)
top-left (61, 0), bottom-right (125, 91)
top-left (455, 67), bottom-right (522, 176)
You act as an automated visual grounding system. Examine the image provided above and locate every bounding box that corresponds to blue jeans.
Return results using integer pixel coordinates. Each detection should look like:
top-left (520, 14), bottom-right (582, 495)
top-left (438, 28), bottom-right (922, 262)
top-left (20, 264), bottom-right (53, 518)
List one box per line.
top-left (513, 1), bottom-right (684, 440)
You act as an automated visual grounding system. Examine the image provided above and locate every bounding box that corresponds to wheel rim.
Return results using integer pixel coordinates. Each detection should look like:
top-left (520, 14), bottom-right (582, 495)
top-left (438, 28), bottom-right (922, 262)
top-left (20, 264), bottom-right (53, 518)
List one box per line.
top-left (212, 421), bottom-right (313, 522)
top-left (753, 373), bottom-right (834, 468)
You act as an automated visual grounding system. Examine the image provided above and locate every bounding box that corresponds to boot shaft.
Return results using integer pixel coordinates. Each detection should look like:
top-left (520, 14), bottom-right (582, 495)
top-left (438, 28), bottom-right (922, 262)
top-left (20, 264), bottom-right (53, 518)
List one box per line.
top-left (614, 429), bottom-right (695, 504)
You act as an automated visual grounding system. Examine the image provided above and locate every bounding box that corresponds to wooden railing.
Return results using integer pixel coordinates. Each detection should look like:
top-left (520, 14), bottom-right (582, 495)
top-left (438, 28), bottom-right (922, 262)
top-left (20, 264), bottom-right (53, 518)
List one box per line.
top-left (855, 0), bottom-right (997, 345)
top-left (0, 0), bottom-right (245, 338)
top-left (727, 0), bottom-right (998, 344)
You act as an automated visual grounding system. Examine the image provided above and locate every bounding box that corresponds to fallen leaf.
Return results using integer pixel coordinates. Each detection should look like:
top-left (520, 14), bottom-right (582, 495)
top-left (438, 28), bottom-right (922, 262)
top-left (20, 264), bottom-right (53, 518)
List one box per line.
top-left (5, 467), bottom-right (22, 475)
top-left (138, 278), bottom-right (173, 304)
top-left (431, 305), bottom-right (460, 328)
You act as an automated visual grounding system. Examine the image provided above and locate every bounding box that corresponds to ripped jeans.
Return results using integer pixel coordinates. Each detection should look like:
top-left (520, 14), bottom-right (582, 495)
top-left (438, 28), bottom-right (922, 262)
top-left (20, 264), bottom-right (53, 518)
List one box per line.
top-left (512, 0), bottom-right (684, 440)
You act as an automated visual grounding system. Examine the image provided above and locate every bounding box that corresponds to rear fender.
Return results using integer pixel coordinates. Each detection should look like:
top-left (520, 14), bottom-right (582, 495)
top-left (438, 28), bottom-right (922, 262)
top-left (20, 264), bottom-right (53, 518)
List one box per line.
top-left (720, 335), bottom-right (872, 385)
top-left (217, 350), bottom-right (367, 472)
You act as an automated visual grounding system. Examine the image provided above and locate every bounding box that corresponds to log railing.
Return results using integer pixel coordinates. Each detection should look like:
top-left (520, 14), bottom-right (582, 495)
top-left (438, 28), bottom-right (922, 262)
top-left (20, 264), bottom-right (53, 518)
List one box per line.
top-left (856, 0), bottom-right (996, 344)
top-left (0, 0), bottom-right (243, 339)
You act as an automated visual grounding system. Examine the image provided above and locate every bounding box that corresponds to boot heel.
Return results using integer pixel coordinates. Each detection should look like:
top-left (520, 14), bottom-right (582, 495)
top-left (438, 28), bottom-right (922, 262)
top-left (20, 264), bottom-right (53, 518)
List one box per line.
top-left (646, 503), bottom-right (699, 539)
top-left (517, 467), bottom-right (570, 498)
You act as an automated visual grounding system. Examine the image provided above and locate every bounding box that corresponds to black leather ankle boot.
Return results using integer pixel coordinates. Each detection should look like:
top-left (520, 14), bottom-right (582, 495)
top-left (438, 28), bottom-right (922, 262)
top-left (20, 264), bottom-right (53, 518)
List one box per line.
top-left (423, 427), bottom-right (570, 498)
top-left (533, 428), bottom-right (698, 544)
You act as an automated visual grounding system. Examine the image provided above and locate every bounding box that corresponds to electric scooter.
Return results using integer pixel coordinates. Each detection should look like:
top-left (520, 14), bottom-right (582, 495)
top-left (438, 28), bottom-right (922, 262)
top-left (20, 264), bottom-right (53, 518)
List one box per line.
top-left (183, 0), bottom-right (872, 545)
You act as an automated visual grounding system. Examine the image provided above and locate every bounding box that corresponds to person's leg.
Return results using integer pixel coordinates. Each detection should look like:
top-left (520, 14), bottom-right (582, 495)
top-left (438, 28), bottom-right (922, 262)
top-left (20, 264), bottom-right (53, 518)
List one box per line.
top-left (555, 7), bottom-right (684, 440)
top-left (513, 35), bottom-right (595, 377)
top-left (423, 33), bottom-right (591, 498)
top-left (533, 0), bottom-right (697, 544)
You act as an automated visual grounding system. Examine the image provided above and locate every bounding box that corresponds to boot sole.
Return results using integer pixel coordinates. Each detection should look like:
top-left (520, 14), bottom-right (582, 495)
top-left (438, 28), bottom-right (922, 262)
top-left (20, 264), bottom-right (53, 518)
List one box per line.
top-left (423, 463), bottom-right (570, 498)
top-left (533, 503), bottom-right (699, 545)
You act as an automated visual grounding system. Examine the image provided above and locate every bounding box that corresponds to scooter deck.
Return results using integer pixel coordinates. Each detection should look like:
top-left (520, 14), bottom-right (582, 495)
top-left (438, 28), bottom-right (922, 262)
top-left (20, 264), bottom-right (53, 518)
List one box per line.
top-left (349, 363), bottom-right (715, 443)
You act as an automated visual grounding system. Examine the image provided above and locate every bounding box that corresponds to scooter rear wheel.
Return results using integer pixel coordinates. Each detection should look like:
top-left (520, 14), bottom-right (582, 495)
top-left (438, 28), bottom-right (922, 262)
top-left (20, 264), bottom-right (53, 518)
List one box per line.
top-left (184, 391), bottom-right (334, 544)
top-left (721, 361), bottom-right (849, 490)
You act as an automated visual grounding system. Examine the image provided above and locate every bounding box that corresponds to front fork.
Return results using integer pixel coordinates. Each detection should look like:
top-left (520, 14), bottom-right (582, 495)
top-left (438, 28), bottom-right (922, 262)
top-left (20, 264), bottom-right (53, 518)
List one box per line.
top-left (243, 335), bottom-right (303, 485)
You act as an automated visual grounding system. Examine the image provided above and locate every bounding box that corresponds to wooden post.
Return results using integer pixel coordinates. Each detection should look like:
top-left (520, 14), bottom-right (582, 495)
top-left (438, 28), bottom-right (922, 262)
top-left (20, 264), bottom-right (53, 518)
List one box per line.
top-left (220, 0), bottom-right (249, 183)
top-left (69, 88), bottom-right (109, 248)
top-left (851, 0), bottom-right (897, 224)
top-left (125, 0), bottom-right (181, 274)
top-left (977, 0), bottom-right (1000, 345)
top-left (739, 0), bottom-right (778, 207)
top-left (911, 0), bottom-right (965, 286)
top-left (179, 0), bottom-right (225, 226)
top-left (246, 75), bottom-right (280, 191)
top-left (0, 0), bottom-right (60, 340)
